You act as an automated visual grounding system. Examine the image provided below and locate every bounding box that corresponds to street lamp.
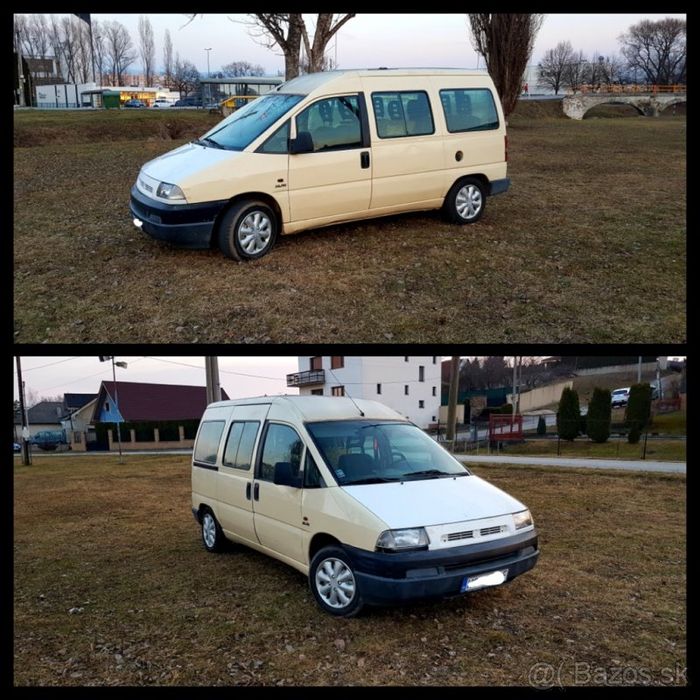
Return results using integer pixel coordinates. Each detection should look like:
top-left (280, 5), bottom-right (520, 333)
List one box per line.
top-left (99, 356), bottom-right (128, 463)
top-left (204, 48), bottom-right (212, 106)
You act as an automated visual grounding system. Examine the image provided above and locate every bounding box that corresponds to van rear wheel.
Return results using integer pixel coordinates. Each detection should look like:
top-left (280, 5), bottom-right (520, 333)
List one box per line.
top-left (309, 546), bottom-right (364, 617)
top-left (217, 200), bottom-right (278, 261)
top-left (443, 177), bottom-right (487, 224)
top-left (201, 510), bottom-right (226, 553)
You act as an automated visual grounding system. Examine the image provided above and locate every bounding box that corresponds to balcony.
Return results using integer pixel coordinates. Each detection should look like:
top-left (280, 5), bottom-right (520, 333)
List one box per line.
top-left (286, 369), bottom-right (325, 388)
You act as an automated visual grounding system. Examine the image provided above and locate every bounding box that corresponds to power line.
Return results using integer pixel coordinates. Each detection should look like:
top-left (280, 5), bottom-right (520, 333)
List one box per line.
top-left (39, 357), bottom-right (148, 392)
top-left (144, 356), bottom-right (284, 381)
top-left (14, 356), bottom-right (82, 373)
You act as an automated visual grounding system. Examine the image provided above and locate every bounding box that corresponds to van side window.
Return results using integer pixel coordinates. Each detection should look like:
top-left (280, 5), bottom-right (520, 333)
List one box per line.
top-left (194, 420), bottom-right (225, 464)
top-left (223, 421), bottom-right (260, 470)
top-left (257, 120), bottom-right (289, 154)
top-left (439, 88), bottom-right (499, 132)
top-left (295, 95), bottom-right (362, 152)
top-left (372, 91), bottom-right (434, 138)
top-left (304, 451), bottom-right (326, 489)
top-left (259, 423), bottom-right (304, 483)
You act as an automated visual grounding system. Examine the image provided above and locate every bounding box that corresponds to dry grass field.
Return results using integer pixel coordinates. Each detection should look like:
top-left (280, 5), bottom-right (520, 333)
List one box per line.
top-left (13, 101), bottom-right (685, 343)
top-left (14, 454), bottom-right (686, 686)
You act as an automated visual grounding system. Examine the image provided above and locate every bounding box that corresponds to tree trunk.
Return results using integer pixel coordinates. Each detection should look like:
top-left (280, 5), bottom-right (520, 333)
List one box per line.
top-left (284, 14), bottom-right (303, 80)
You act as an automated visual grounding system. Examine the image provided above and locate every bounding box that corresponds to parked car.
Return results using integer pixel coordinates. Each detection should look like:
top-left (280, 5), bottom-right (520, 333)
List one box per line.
top-left (611, 387), bottom-right (631, 408)
top-left (191, 395), bottom-right (539, 617)
top-left (13, 442), bottom-right (21, 453)
top-left (173, 96), bottom-right (202, 107)
top-left (30, 429), bottom-right (67, 450)
top-left (124, 99), bottom-right (146, 109)
top-left (131, 68), bottom-right (511, 261)
top-left (151, 98), bottom-right (174, 109)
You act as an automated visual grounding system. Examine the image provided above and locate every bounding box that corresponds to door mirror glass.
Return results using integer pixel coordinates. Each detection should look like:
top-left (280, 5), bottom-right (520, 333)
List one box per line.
top-left (273, 461), bottom-right (301, 487)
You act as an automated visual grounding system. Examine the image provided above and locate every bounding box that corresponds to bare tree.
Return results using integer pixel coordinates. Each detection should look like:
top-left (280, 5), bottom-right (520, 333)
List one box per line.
top-left (138, 15), bottom-right (156, 87)
top-left (562, 50), bottom-right (589, 93)
top-left (619, 17), bottom-right (686, 85)
top-left (15, 14), bottom-right (51, 58)
top-left (221, 60), bottom-right (265, 77)
top-left (163, 28), bottom-right (174, 87)
top-left (298, 14), bottom-right (355, 74)
top-left (103, 20), bottom-right (136, 86)
top-left (537, 40), bottom-right (573, 95)
top-left (172, 53), bottom-right (200, 97)
top-left (92, 19), bottom-right (106, 84)
top-left (248, 14), bottom-right (304, 80)
top-left (468, 14), bottom-right (544, 117)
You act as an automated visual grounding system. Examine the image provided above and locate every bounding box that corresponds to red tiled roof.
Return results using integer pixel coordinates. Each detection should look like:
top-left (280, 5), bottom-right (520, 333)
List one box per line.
top-left (99, 381), bottom-right (229, 422)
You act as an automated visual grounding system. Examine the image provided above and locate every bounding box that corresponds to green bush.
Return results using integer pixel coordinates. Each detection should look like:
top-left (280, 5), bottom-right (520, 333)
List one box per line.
top-left (537, 416), bottom-right (547, 435)
top-left (557, 387), bottom-right (580, 441)
top-left (626, 383), bottom-right (652, 444)
top-left (587, 387), bottom-right (612, 443)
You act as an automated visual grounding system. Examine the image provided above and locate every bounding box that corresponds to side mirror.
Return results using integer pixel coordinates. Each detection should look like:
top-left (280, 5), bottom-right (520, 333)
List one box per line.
top-left (273, 462), bottom-right (301, 487)
top-left (290, 131), bottom-right (314, 154)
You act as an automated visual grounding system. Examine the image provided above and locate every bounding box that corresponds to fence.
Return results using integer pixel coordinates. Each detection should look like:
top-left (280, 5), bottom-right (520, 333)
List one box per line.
top-left (575, 84), bottom-right (686, 95)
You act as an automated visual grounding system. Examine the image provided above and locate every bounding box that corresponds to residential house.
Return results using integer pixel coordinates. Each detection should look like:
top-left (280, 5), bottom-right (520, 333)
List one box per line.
top-left (287, 356), bottom-right (441, 428)
top-left (13, 400), bottom-right (64, 441)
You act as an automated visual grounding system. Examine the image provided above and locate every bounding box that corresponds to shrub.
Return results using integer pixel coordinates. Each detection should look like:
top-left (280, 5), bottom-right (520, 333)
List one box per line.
top-left (626, 383), bottom-right (652, 444)
top-left (587, 387), bottom-right (612, 443)
top-left (537, 416), bottom-right (547, 435)
top-left (557, 387), bottom-right (580, 441)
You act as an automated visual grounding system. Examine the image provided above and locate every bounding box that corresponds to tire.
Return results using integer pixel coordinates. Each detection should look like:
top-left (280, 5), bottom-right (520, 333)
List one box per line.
top-left (217, 200), bottom-right (278, 261)
top-left (309, 546), bottom-right (364, 617)
top-left (443, 177), bottom-right (487, 224)
top-left (200, 509), bottom-right (226, 553)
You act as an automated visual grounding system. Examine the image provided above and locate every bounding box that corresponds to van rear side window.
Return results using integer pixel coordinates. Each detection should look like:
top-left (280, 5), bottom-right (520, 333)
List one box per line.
top-left (439, 88), bottom-right (499, 132)
top-left (372, 91), bottom-right (434, 138)
top-left (194, 420), bottom-right (225, 464)
top-left (223, 421), bottom-right (260, 470)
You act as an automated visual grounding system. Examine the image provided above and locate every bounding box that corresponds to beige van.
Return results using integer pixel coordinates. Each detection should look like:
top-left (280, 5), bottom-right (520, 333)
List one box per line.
top-left (191, 395), bottom-right (538, 616)
top-left (132, 68), bottom-right (510, 261)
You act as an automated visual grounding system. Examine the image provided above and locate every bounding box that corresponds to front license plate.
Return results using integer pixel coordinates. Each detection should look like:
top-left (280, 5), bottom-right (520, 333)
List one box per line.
top-left (461, 568), bottom-right (508, 592)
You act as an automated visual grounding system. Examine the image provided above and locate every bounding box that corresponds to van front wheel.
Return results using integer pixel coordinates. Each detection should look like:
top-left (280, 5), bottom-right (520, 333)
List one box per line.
top-left (309, 546), bottom-right (364, 617)
top-left (217, 200), bottom-right (278, 261)
top-left (443, 178), bottom-right (487, 224)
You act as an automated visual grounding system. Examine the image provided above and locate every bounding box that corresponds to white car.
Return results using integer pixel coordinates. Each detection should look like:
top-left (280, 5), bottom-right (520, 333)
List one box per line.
top-left (611, 387), bottom-right (631, 407)
top-left (151, 98), bottom-right (174, 109)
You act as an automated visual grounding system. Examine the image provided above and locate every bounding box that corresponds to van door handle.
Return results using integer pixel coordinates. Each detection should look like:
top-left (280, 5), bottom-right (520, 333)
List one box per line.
top-left (360, 151), bottom-right (370, 169)
top-left (245, 482), bottom-right (251, 500)
top-left (253, 482), bottom-right (260, 501)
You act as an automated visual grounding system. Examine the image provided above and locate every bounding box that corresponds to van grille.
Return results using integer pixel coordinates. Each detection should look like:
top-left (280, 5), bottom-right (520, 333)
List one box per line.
top-left (481, 525), bottom-right (506, 536)
top-left (446, 529), bottom-right (475, 542)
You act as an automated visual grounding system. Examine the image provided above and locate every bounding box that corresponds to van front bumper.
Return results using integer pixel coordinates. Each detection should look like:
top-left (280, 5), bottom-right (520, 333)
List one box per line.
top-left (129, 186), bottom-right (228, 249)
top-left (344, 529), bottom-right (538, 606)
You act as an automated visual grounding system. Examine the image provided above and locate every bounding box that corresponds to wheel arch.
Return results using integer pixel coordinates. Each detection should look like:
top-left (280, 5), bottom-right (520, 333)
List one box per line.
top-left (309, 532), bottom-right (342, 563)
top-left (211, 191), bottom-right (285, 248)
top-left (445, 173), bottom-right (490, 200)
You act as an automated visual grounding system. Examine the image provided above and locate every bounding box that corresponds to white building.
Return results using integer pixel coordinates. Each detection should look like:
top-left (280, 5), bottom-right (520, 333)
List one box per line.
top-left (288, 356), bottom-right (442, 428)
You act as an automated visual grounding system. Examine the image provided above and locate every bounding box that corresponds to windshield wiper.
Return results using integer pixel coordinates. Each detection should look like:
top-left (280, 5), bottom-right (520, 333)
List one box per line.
top-left (343, 476), bottom-right (400, 485)
top-left (402, 469), bottom-right (468, 480)
top-left (193, 136), bottom-right (223, 149)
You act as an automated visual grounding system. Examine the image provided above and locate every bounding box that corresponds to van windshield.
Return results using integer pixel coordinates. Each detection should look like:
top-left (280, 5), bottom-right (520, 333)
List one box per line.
top-left (197, 93), bottom-right (303, 151)
top-left (305, 420), bottom-right (470, 486)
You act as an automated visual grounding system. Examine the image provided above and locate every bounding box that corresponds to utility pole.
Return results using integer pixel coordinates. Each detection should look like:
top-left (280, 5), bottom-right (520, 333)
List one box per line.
top-left (637, 356), bottom-right (642, 383)
top-left (512, 356), bottom-right (518, 426)
top-left (15, 357), bottom-right (31, 465)
top-left (205, 357), bottom-right (222, 404)
top-left (99, 356), bottom-right (126, 464)
top-left (446, 356), bottom-right (460, 444)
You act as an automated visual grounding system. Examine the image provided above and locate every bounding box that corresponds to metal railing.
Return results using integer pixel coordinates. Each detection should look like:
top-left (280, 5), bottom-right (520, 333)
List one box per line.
top-left (574, 84), bottom-right (686, 95)
top-left (286, 369), bottom-right (325, 387)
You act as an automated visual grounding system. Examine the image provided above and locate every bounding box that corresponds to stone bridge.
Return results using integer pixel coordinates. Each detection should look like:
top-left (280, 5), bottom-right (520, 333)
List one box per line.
top-left (563, 93), bottom-right (686, 120)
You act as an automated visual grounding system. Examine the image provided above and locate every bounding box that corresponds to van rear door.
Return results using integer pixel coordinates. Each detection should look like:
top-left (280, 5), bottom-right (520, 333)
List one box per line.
top-left (217, 403), bottom-right (270, 545)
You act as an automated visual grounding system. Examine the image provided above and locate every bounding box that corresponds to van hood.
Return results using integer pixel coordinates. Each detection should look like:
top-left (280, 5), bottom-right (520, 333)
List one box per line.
top-left (341, 474), bottom-right (526, 529)
top-left (141, 142), bottom-right (244, 190)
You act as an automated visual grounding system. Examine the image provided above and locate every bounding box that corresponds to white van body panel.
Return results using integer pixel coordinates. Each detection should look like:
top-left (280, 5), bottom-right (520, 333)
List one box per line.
top-left (342, 474), bottom-right (526, 534)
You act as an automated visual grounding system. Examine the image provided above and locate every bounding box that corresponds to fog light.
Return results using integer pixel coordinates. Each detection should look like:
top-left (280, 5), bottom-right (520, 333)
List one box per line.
top-left (133, 217), bottom-right (143, 228)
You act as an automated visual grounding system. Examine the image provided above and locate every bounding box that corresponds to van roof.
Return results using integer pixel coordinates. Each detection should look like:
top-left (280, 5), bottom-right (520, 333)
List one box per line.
top-left (277, 68), bottom-right (490, 95)
top-left (205, 394), bottom-right (408, 422)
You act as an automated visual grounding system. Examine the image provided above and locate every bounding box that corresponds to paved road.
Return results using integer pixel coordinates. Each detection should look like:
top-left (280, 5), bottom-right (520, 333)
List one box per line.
top-left (15, 449), bottom-right (193, 457)
top-left (453, 454), bottom-right (685, 474)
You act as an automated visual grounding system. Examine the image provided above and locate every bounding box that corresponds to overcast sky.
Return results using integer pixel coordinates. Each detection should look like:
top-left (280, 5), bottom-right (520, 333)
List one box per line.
top-left (14, 356), bottom-right (684, 404)
top-left (38, 13), bottom-right (687, 76)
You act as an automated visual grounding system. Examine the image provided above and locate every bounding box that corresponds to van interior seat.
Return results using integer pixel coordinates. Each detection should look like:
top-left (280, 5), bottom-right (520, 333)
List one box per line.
top-left (338, 453), bottom-right (376, 479)
top-left (405, 99), bottom-right (432, 134)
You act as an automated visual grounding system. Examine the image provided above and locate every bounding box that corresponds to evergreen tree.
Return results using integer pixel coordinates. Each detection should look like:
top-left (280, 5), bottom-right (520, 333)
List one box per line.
top-left (625, 383), bottom-right (652, 444)
top-left (557, 387), bottom-right (580, 441)
top-left (587, 387), bottom-right (612, 443)
top-left (537, 415), bottom-right (547, 435)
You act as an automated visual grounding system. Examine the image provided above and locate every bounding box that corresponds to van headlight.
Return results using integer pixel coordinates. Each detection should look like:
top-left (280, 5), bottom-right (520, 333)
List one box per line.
top-left (376, 528), bottom-right (429, 552)
top-left (513, 509), bottom-right (533, 530)
top-left (156, 182), bottom-right (186, 200)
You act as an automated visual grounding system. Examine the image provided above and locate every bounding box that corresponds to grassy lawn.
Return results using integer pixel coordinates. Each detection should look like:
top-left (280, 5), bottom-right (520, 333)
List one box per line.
top-left (649, 411), bottom-right (686, 435)
top-left (501, 438), bottom-right (685, 461)
top-left (13, 103), bottom-right (685, 343)
top-left (14, 455), bottom-right (685, 686)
